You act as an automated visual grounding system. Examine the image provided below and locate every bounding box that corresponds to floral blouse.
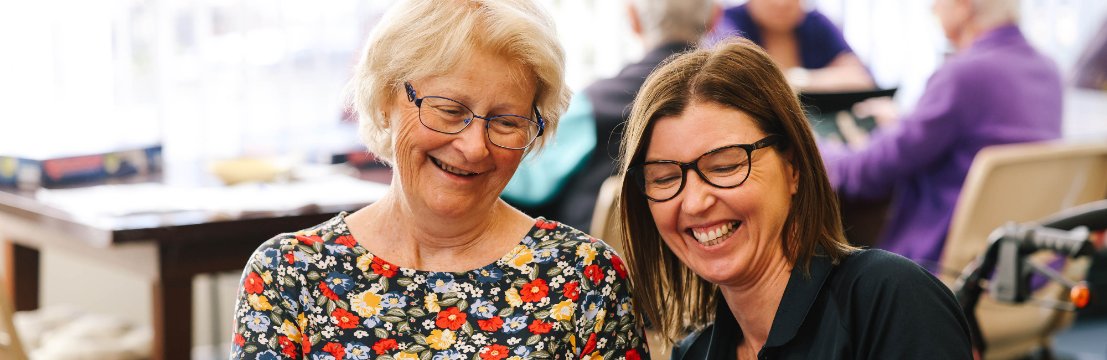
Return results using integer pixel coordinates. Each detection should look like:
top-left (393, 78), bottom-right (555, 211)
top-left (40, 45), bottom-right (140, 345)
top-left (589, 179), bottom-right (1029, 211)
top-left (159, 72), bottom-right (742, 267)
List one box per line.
top-left (230, 213), bottom-right (648, 360)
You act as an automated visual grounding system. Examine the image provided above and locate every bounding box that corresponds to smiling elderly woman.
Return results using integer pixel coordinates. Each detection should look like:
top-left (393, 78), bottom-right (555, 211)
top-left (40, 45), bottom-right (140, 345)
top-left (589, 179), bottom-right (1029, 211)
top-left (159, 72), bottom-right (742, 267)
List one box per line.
top-left (229, 1), bottom-right (648, 359)
top-left (616, 38), bottom-right (972, 359)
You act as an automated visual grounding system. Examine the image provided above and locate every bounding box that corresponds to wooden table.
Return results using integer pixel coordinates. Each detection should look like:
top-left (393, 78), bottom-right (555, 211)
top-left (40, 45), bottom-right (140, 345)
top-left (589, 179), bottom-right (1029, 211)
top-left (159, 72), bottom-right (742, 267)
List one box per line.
top-left (0, 169), bottom-right (389, 360)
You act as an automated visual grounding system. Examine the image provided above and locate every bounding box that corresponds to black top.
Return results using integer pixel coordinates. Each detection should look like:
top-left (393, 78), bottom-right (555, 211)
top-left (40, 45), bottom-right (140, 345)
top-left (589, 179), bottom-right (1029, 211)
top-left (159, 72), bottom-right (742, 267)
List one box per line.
top-left (516, 42), bottom-right (693, 230)
top-left (670, 249), bottom-right (973, 360)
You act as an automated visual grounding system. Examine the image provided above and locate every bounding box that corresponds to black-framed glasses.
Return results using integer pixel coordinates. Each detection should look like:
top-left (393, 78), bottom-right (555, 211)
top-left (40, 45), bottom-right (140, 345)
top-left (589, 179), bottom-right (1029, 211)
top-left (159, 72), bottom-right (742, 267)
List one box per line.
top-left (404, 82), bottom-right (545, 150)
top-left (628, 135), bottom-right (781, 202)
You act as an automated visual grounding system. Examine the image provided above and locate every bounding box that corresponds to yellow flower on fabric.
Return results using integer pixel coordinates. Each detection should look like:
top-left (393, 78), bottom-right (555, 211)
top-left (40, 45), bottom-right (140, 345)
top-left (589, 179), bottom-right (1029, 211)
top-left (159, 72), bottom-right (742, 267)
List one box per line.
top-left (576, 243), bottom-right (597, 265)
top-left (505, 288), bottom-right (523, 307)
top-left (550, 300), bottom-right (575, 321)
top-left (248, 294), bottom-right (273, 311)
top-left (426, 329), bottom-right (456, 350)
top-left (297, 313), bottom-right (307, 330)
top-left (584, 351), bottom-right (603, 360)
top-left (507, 357), bottom-right (524, 360)
top-left (395, 352), bottom-right (419, 360)
top-left (593, 309), bottom-right (607, 332)
top-left (261, 270), bottom-right (273, 284)
top-left (349, 289), bottom-right (383, 317)
top-left (425, 293), bottom-right (441, 313)
top-left (568, 333), bottom-right (577, 351)
top-left (356, 253), bottom-right (372, 272)
top-left (280, 319), bottom-right (301, 343)
top-left (507, 245), bottom-right (534, 269)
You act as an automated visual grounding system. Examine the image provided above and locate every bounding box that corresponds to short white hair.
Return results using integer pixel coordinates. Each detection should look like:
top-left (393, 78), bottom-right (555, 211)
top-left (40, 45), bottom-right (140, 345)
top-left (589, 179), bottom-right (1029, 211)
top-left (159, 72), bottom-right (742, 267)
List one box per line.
top-left (348, 0), bottom-right (571, 165)
top-left (631, 0), bottom-right (717, 45)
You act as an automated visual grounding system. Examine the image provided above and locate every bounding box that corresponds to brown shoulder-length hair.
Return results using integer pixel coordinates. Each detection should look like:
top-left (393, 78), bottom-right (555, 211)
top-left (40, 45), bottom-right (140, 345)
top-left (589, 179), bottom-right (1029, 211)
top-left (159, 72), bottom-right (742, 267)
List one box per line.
top-left (616, 37), bottom-right (856, 341)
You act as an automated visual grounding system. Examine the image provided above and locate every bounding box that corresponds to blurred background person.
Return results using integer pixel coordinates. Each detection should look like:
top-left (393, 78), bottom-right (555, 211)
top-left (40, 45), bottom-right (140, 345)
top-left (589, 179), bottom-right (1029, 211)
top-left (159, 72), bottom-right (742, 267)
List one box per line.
top-left (821, 0), bottom-right (1062, 272)
top-left (229, 0), bottom-right (648, 358)
top-left (618, 38), bottom-right (972, 359)
top-left (502, 0), bottom-right (721, 232)
top-left (710, 0), bottom-right (875, 92)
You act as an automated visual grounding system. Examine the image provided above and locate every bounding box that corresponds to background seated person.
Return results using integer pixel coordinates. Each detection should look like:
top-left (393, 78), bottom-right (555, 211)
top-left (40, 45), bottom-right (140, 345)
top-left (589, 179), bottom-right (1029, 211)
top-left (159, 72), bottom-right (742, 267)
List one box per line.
top-left (820, 0), bottom-right (1063, 272)
top-left (710, 0), bottom-right (874, 92)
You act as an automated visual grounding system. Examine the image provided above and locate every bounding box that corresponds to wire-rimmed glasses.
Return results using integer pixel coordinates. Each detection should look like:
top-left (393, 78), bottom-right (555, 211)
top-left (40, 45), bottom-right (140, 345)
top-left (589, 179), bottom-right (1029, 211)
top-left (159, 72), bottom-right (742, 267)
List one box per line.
top-left (628, 135), bottom-right (781, 202)
top-left (404, 82), bottom-right (544, 150)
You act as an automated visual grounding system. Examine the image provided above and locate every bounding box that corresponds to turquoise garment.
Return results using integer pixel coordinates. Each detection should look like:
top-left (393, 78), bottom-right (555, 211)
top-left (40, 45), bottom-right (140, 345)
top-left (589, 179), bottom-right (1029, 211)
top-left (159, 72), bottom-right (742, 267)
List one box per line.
top-left (501, 95), bottom-right (596, 206)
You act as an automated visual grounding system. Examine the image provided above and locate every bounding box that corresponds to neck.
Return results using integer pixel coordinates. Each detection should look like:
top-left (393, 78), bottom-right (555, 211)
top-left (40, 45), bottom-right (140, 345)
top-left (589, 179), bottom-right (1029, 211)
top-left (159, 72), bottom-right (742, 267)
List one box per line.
top-left (955, 20), bottom-right (1010, 50)
top-left (718, 254), bottom-right (793, 351)
top-left (360, 187), bottom-right (521, 271)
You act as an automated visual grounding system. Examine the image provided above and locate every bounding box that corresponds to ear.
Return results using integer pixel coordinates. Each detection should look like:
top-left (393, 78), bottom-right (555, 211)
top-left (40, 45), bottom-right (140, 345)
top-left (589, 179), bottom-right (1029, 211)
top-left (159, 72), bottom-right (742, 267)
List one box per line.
top-left (627, 2), bottom-right (643, 36)
top-left (785, 149), bottom-right (800, 195)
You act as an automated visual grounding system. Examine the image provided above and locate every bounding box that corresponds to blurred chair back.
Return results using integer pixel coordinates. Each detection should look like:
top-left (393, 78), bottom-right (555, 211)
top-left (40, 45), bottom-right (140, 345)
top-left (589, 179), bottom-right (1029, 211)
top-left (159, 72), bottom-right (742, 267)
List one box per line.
top-left (0, 279), bottom-right (28, 360)
top-left (938, 140), bottom-right (1107, 359)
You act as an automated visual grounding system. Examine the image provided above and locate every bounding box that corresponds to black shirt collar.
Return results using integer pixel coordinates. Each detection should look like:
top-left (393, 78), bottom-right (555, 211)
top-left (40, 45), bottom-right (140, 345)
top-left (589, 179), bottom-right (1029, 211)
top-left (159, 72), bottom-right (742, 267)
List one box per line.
top-left (704, 254), bottom-right (835, 357)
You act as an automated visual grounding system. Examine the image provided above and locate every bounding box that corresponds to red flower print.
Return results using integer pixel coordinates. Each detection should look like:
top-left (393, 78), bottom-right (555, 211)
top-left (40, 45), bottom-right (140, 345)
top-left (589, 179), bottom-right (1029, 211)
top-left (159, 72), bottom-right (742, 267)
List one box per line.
top-left (335, 234), bottom-right (357, 248)
top-left (372, 338), bottom-right (398, 355)
top-left (584, 264), bottom-right (604, 285)
top-left (244, 272), bottom-right (264, 294)
top-left (528, 319), bottom-right (552, 334)
top-left (233, 333), bottom-right (245, 347)
top-left (371, 256), bottom-right (398, 278)
top-left (626, 349), bottom-right (642, 360)
top-left (319, 282), bottom-right (339, 300)
top-left (284, 251), bottom-right (296, 264)
top-left (436, 307), bottom-right (467, 330)
top-left (580, 333), bottom-right (598, 357)
top-left (481, 344), bottom-right (510, 360)
top-left (331, 308), bottom-right (360, 329)
top-left (279, 335), bottom-right (297, 358)
top-left (611, 255), bottom-right (628, 279)
top-left (295, 234), bottom-right (322, 246)
top-left (322, 342), bottom-right (345, 360)
top-left (520, 278), bottom-right (549, 302)
top-left (563, 281), bottom-right (580, 301)
top-left (478, 316), bottom-right (504, 332)
top-left (535, 218), bottom-right (558, 230)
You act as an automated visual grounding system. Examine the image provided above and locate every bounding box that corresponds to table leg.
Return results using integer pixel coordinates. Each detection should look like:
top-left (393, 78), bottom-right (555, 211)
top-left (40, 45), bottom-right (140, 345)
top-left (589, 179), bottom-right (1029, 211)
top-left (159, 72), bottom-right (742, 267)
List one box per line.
top-left (3, 241), bottom-right (39, 311)
top-left (152, 275), bottom-right (192, 360)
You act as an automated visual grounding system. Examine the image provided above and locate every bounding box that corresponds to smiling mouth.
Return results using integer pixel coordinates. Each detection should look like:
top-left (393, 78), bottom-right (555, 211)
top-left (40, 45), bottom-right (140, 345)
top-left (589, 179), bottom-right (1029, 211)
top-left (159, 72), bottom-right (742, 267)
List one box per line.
top-left (431, 157), bottom-right (478, 177)
top-left (687, 221), bottom-right (741, 247)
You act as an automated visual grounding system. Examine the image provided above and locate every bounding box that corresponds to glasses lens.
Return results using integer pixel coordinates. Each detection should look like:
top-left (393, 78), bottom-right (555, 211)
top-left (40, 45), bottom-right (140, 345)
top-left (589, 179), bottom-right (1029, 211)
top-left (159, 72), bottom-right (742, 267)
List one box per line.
top-left (639, 162), bottom-right (684, 201)
top-left (697, 146), bottom-right (751, 187)
top-left (487, 115), bottom-right (539, 149)
top-left (419, 97), bottom-right (473, 133)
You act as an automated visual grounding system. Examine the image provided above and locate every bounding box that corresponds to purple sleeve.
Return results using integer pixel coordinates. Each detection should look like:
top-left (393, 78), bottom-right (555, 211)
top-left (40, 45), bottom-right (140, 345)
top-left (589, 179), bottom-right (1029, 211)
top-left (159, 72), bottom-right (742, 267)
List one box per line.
top-left (823, 65), bottom-right (967, 199)
top-left (798, 10), bottom-right (853, 69)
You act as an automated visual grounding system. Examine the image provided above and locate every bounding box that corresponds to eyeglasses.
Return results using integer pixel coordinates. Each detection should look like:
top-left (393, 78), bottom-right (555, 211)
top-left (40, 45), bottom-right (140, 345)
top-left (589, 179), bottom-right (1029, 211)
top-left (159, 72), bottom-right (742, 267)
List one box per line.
top-left (628, 135), bottom-right (781, 202)
top-left (404, 82), bottom-right (545, 150)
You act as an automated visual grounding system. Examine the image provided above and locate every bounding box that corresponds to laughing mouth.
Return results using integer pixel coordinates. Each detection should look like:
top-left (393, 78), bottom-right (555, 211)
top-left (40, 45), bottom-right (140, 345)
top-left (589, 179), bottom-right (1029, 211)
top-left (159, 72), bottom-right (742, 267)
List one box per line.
top-left (431, 157), bottom-right (478, 176)
top-left (688, 221), bottom-right (740, 246)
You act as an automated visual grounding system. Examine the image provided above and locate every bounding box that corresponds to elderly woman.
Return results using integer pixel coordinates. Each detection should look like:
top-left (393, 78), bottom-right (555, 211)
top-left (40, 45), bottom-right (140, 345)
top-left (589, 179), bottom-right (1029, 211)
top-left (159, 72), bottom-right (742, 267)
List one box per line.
top-left (616, 38), bottom-right (971, 359)
top-left (229, 1), bottom-right (648, 359)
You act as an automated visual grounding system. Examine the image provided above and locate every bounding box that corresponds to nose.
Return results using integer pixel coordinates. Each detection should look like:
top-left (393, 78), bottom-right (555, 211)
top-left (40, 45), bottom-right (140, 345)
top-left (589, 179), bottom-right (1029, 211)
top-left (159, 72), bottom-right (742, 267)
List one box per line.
top-left (453, 117), bottom-right (491, 162)
top-left (680, 170), bottom-right (716, 215)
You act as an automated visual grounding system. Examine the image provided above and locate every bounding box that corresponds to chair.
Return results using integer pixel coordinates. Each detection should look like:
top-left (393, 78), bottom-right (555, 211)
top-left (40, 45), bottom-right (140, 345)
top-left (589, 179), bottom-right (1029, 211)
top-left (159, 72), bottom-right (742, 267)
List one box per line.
top-left (937, 140), bottom-right (1107, 359)
top-left (0, 278), bottom-right (29, 360)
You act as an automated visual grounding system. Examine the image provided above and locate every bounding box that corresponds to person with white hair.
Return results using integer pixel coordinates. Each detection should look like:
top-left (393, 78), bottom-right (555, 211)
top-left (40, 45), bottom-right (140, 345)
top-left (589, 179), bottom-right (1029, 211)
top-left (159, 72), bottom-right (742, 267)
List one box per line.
top-left (502, 0), bottom-right (721, 232)
top-left (229, 0), bottom-right (648, 358)
top-left (821, 0), bottom-right (1062, 272)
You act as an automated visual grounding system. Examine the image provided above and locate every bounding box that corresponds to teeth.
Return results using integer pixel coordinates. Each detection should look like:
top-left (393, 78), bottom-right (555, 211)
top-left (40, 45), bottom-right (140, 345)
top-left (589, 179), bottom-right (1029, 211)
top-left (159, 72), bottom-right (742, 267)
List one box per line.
top-left (433, 158), bottom-right (476, 176)
top-left (692, 222), bottom-right (738, 246)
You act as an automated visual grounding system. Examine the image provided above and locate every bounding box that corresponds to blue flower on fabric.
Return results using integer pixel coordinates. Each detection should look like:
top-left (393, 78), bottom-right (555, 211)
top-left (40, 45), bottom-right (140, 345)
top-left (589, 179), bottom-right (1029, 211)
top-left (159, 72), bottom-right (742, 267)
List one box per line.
top-left (474, 266), bottom-right (504, 284)
top-left (256, 350), bottom-right (280, 360)
top-left (427, 272), bottom-right (456, 293)
top-left (261, 248), bottom-right (281, 268)
top-left (581, 294), bottom-right (605, 321)
top-left (513, 345), bottom-right (532, 358)
top-left (381, 293), bottom-right (407, 309)
top-left (325, 243), bottom-right (350, 256)
top-left (243, 311), bottom-right (271, 332)
top-left (468, 299), bottom-right (497, 319)
top-left (310, 353), bottom-right (336, 360)
top-left (293, 250), bottom-right (310, 271)
top-left (503, 315), bottom-right (528, 333)
top-left (345, 343), bottom-right (372, 360)
top-left (362, 315), bottom-right (381, 328)
top-left (432, 350), bottom-right (466, 360)
top-left (325, 272), bottom-right (355, 296)
top-left (533, 248), bottom-right (560, 263)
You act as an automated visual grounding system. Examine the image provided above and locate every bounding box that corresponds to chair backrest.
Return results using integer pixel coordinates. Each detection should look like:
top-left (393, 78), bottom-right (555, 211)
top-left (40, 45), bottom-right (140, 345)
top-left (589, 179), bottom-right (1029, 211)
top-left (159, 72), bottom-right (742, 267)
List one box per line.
top-left (938, 140), bottom-right (1107, 359)
top-left (0, 279), bottom-right (29, 360)
top-left (589, 176), bottom-right (625, 254)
